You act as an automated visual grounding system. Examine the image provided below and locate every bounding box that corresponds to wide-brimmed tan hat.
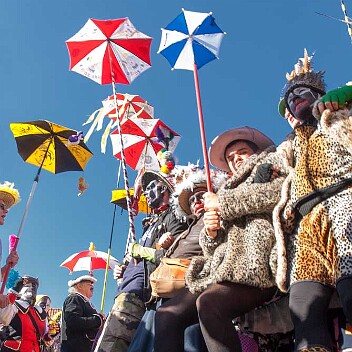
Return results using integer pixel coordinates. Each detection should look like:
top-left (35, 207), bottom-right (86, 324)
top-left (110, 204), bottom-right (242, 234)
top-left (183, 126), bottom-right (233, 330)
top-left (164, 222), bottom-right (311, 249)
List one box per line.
top-left (209, 126), bottom-right (274, 172)
top-left (0, 182), bottom-right (20, 209)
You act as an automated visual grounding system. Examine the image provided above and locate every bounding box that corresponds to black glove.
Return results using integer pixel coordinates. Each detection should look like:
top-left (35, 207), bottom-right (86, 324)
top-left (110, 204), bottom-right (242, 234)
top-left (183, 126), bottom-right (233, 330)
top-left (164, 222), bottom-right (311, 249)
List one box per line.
top-left (253, 163), bottom-right (273, 184)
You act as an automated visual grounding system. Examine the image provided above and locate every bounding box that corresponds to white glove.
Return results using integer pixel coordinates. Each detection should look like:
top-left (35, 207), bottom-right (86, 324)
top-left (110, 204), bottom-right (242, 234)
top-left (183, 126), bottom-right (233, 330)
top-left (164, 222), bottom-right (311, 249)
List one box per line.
top-left (113, 264), bottom-right (126, 280)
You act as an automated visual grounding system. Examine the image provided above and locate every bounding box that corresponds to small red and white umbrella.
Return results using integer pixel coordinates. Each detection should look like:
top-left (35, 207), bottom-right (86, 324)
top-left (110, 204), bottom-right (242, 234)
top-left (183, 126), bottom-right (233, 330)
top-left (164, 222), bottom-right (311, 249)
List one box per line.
top-left (66, 18), bottom-right (152, 85)
top-left (83, 93), bottom-right (154, 153)
top-left (102, 93), bottom-right (154, 122)
top-left (110, 118), bottom-right (181, 170)
top-left (60, 243), bottom-right (119, 274)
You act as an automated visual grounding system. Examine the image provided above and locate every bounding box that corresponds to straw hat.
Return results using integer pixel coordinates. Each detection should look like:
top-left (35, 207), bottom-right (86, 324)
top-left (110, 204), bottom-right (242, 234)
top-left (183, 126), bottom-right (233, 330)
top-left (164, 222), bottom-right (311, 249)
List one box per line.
top-left (0, 181), bottom-right (20, 209)
top-left (68, 275), bottom-right (97, 288)
top-left (209, 127), bottom-right (274, 172)
top-left (141, 170), bottom-right (175, 193)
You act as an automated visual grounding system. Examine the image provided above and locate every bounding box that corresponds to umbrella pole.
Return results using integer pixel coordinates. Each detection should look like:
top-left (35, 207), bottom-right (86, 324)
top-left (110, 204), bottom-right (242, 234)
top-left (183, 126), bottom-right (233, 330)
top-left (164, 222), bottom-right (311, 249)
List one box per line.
top-left (100, 203), bottom-right (117, 313)
top-left (0, 170), bottom-right (41, 293)
top-left (0, 138), bottom-right (52, 293)
top-left (111, 83), bottom-right (136, 246)
top-left (193, 63), bottom-right (213, 192)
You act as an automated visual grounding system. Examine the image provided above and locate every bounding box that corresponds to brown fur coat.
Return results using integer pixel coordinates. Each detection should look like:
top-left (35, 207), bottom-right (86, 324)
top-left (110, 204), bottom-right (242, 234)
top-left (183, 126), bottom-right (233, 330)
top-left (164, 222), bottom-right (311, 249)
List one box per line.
top-left (185, 146), bottom-right (289, 294)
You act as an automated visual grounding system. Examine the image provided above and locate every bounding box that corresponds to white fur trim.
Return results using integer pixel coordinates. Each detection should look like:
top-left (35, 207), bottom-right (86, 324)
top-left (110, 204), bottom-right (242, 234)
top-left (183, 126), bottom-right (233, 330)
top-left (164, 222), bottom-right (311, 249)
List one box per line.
top-left (68, 275), bottom-right (96, 287)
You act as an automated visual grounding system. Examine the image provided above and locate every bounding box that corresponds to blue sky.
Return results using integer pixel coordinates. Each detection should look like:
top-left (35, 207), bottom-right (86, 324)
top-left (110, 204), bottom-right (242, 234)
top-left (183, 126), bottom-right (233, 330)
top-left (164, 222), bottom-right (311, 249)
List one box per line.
top-left (0, 0), bottom-right (351, 311)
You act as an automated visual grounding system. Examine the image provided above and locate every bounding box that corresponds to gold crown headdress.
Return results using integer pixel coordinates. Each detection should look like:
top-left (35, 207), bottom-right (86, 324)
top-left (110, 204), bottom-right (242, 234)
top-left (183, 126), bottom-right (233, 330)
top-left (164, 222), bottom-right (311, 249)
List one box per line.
top-left (280, 49), bottom-right (326, 114)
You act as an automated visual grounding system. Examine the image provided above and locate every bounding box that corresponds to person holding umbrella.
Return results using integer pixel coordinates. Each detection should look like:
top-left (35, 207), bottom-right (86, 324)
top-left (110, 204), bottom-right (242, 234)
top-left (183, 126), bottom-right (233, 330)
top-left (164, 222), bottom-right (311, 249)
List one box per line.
top-left (0, 181), bottom-right (20, 308)
top-left (94, 170), bottom-right (188, 352)
top-left (155, 127), bottom-right (288, 352)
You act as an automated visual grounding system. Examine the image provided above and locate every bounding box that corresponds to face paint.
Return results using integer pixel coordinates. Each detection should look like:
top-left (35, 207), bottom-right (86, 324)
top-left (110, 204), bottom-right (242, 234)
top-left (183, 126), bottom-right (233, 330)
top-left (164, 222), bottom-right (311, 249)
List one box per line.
top-left (144, 180), bottom-right (166, 208)
top-left (286, 86), bottom-right (321, 122)
top-left (20, 283), bottom-right (38, 305)
top-left (189, 190), bottom-right (206, 215)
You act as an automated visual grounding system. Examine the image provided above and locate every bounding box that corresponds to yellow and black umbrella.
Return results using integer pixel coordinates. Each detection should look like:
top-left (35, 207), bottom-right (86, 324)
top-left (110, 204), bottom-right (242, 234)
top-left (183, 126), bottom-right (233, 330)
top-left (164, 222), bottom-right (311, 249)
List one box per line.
top-left (1, 120), bottom-right (93, 293)
top-left (10, 120), bottom-right (92, 174)
top-left (111, 188), bottom-right (150, 215)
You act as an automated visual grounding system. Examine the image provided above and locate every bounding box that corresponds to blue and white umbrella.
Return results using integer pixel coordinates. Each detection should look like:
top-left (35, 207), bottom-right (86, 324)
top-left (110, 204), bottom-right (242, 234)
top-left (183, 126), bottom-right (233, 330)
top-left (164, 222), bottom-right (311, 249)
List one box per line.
top-left (158, 9), bottom-right (225, 191)
top-left (158, 9), bottom-right (225, 70)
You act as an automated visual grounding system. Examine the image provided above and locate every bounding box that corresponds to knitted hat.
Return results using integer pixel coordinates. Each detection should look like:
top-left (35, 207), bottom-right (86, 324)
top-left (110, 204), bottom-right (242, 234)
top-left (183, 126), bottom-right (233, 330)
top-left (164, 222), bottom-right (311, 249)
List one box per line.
top-left (173, 164), bottom-right (228, 217)
top-left (280, 49), bottom-right (326, 116)
top-left (0, 182), bottom-right (20, 209)
top-left (209, 127), bottom-right (274, 172)
top-left (68, 275), bottom-right (97, 287)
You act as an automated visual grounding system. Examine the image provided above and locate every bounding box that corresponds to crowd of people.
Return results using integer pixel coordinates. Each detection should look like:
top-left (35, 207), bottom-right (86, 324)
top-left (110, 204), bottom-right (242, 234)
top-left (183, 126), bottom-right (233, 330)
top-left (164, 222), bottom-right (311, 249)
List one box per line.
top-left (0, 49), bottom-right (352, 352)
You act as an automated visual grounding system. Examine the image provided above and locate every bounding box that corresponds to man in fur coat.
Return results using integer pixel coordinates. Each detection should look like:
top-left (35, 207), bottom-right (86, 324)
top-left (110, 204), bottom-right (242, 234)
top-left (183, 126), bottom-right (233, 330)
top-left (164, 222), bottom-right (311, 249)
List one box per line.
top-left (154, 126), bottom-right (288, 352)
top-left (275, 49), bottom-right (352, 351)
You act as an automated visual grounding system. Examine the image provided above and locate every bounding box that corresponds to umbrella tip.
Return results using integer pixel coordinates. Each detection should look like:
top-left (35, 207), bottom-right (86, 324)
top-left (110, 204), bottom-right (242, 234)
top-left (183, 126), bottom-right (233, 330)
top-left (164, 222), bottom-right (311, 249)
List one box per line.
top-left (89, 242), bottom-right (95, 251)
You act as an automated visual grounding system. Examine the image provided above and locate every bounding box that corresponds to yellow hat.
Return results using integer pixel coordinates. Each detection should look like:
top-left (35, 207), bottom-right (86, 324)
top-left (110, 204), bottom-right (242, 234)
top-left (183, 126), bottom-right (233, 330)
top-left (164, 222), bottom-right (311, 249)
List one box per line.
top-left (0, 182), bottom-right (20, 209)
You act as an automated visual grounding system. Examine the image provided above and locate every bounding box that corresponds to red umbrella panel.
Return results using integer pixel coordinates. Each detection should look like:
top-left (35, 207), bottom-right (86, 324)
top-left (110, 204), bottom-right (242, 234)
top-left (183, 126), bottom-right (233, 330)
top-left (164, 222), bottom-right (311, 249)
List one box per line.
top-left (110, 118), bottom-right (181, 170)
top-left (102, 93), bottom-right (154, 121)
top-left (66, 18), bottom-right (152, 85)
top-left (83, 93), bottom-right (154, 153)
top-left (60, 249), bottom-right (119, 274)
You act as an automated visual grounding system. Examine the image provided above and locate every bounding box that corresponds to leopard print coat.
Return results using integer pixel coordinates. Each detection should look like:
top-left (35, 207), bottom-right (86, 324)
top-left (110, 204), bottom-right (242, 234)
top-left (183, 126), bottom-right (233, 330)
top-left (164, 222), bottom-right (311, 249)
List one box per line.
top-left (185, 147), bottom-right (288, 294)
top-left (273, 104), bottom-right (352, 292)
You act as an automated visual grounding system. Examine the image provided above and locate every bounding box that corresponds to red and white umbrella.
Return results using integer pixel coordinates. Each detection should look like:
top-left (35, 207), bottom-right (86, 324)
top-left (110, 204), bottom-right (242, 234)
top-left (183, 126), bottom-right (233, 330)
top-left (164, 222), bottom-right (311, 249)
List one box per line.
top-left (60, 245), bottom-right (119, 274)
top-left (83, 93), bottom-right (154, 153)
top-left (66, 18), bottom-right (152, 85)
top-left (102, 93), bottom-right (154, 122)
top-left (110, 118), bottom-right (181, 170)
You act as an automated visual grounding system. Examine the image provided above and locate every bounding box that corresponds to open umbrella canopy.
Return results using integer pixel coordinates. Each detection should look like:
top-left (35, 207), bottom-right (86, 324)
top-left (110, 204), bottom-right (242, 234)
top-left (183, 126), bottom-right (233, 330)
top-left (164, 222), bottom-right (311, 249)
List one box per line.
top-left (60, 245), bottom-right (119, 273)
top-left (110, 118), bottom-right (181, 170)
top-left (66, 18), bottom-right (152, 85)
top-left (102, 93), bottom-right (154, 122)
top-left (158, 9), bottom-right (225, 70)
top-left (111, 188), bottom-right (150, 214)
top-left (10, 120), bottom-right (93, 174)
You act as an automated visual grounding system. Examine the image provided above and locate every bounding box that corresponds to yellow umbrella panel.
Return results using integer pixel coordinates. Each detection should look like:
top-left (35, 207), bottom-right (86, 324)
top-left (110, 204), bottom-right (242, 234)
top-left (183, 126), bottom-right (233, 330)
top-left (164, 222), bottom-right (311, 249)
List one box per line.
top-left (10, 120), bottom-right (93, 174)
top-left (111, 189), bottom-right (150, 214)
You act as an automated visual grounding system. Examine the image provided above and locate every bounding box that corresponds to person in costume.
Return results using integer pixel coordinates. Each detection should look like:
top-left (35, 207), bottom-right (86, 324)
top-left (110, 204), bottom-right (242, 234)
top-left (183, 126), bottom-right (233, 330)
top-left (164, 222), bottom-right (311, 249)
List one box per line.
top-left (94, 170), bottom-right (188, 352)
top-left (0, 275), bottom-right (54, 352)
top-left (128, 165), bottom-right (227, 352)
top-left (61, 275), bottom-right (104, 352)
top-left (155, 127), bottom-right (288, 352)
top-left (274, 49), bottom-right (352, 351)
top-left (0, 182), bottom-right (20, 309)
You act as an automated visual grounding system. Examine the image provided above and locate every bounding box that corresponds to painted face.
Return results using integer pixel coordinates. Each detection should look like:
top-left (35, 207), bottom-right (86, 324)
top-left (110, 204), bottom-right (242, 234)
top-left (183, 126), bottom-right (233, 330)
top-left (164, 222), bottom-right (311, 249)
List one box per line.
top-left (284, 108), bottom-right (302, 129)
top-left (0, 200), bottom-right (8, 226)
top-left (20, 282), bottom-right (38, 305)
top-left (144, 180), bottom-right (166, 208)
top-left (189, 190), bottom-right (206, 215)
top-left (38, 297), bottom-right (51, 312)
top-left (77, 280), bottom-right (94, 299)
top-left (225, 141), bottom-right (255, 174)
top-left (286, 86), bottom-right (320, 121)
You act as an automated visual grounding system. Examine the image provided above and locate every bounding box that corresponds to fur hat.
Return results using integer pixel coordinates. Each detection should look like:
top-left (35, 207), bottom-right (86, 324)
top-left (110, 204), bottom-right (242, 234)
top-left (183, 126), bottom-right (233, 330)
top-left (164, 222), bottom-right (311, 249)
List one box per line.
top-left (141, 170), bottom-right (175, 193)
top-left (173, 164), bottom-right (228, 217)
top-left (280, 49), bottom-right (326, 116)
top-left (0, 182), bottom-right (20, 209)
top-left (68, 275), bottom-right (97, 287)
top-left (209, 127), bottom-right (274, 172)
